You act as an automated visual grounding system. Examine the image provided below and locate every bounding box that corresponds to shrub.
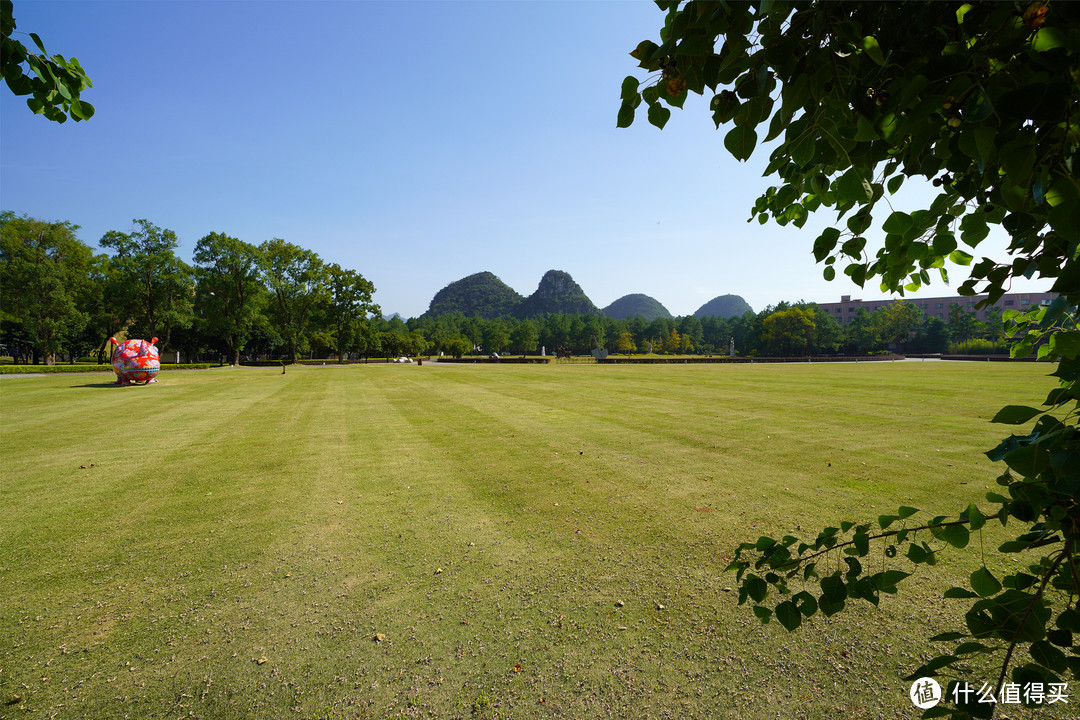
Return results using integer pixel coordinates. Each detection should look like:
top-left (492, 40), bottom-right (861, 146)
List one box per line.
top-left (947, 339), bottom-right (1008, 355)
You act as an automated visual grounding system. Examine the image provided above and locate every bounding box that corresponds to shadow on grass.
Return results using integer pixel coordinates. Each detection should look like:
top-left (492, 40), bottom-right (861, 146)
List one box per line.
top-left (73, 381), bottom-right (148, 388)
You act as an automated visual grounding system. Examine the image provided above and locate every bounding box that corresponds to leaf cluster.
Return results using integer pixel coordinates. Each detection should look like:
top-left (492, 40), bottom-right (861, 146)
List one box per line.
top-left (1, 0), bottom-right (94, 122)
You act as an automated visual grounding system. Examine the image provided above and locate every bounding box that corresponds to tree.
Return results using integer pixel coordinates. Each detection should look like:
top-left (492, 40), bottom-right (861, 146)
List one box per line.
top-left (510, 319), bottom-right (540, 356)
top-left (192, 232), bottom-right (265, 366)
top-left (762, 306), bottom-right (816, 356)
top-left (482, 318), bottom-right (510, 355)
top-left (805, 304), bottom-right (843, 354)
top-left (615, 331), bottom-right (637, 356)
top-left (620, 2), bottom-right (1080, 712)
top-left (882, 300), bottom-right (925, 351)
top-left (99, 219), bottom-right (193, 352)
top-left (911, 317), bottom-right (951, 355)
top-left (662, 327), bottom-right (682, 354)
top-left (324, 263), bottom-right (379, 363)
top-left (82, 252), bottom-right (129, 363)
top-left (949, 303), bottom-right (982, 342)
top-left (0, 212), bottom-right (92, 363)
top-left (259, 238), bottom-right (326, 363)
top-left (1, 0), bottom-right (93, 123)
top-left (844, 307), bottom-right (887, 354)
top-left (442, 335), bottom-right (471, 359)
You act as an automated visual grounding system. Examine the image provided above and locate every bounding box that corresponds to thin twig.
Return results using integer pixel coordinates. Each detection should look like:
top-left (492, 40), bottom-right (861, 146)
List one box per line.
top-left (763, 514), bottom-right (1003, 572)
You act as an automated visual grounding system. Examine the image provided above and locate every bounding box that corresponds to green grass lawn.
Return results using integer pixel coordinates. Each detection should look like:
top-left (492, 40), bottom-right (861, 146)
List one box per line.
top-left (0, 362), bottom-right (1070, 719)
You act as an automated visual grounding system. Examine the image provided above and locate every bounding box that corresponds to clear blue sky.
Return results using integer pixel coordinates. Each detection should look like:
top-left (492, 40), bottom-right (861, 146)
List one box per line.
top-left (1, 0), bottom-right (1051, 319)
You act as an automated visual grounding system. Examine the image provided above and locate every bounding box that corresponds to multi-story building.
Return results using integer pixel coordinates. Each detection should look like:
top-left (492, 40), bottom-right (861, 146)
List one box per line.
top-left (816, 292), bottom-right (1058, 326)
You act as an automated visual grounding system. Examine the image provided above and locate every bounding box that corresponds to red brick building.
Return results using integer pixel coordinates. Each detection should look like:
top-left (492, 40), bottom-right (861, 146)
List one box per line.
top-left (816, 292), bottom-right (1058, 326)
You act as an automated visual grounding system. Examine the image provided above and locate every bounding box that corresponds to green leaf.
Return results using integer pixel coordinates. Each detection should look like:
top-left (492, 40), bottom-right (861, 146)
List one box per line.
top-left (874, 570), bottom-right (910, 592)
top-left (27, 31), bottom-right (48, 54)
top-left (970, 567), bottom-right (1002, 597)
top-left (1057, 609), bottom-right (1080, 633)
top-left (956, 3), bottom-right (972, 23)
top-left (854, 115), bottom-right (880, 142)
top-left (790, 134), bottom-right (815, 166)
top-left (862, 36), bottom-right (885, 65)
top-left (835, 168), bottom-right (873, 204)
top-left (616, 97), bottom-right (638, 128)
top-left (812, 227), bottom-right (840, 261)
top-left (991, 405), bottom-right (1044, 425)
top-left (744, 574), bottom-right (768, 602)
top-left (820, 574), bottom-right (846, 603)
top-left (724, 125), bottom-right (758, 161)
top-left (964, 503), bottom-right (985, 531)
top-left (620, 75), bottom-right (640, 101)
top-left (647, 102), bottom-right (671, 130)
top-left (793, 591), bottom-right (818, 618)
top-left (775, 600), bottom-right (801, 631)
top-left (1049, 199), bottom-right (1080, 243)
top-left (949, 249), bottom-right (973, 266)
top-left (897, 506), bottom-right (918, 519)
top-left (881, 211), bottom-right (913, 235)
top-left (752, 605), bottom-right (772, 623)
top-left (1028, 642), bottom-right (1067, 673)
top-left (853, 532), bottom-right (869, 556)
top-left (934, 523), bottom-right (970, 549)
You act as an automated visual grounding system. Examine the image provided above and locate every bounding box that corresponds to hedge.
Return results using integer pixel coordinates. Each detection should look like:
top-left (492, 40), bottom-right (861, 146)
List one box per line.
top-left (597, 355), bottom-right (906, 364)
top-left (436, 357), bottom-right (553, 364)
top-left (0, 363), bottom-right (214, 374)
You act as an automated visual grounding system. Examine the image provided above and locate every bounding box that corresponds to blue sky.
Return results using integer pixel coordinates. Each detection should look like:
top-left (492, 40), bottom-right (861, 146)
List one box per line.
top-left (1, 0), bottom-right (1052, 318)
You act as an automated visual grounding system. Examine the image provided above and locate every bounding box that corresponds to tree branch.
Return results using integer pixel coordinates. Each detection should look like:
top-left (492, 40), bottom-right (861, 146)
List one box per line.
top-left (993, 539), bottom-right (1073, 696)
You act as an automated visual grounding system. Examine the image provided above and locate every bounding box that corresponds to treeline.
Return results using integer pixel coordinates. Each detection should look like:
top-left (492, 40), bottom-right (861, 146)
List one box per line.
top-left (0, 213), bottom-right (379, 365)
top-left (404, 299), bottom-right (1002, 358)
top-left (2, 212), bottom-right (1007, 365)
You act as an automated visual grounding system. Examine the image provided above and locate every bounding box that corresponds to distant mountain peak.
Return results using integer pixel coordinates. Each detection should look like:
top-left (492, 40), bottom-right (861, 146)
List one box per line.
top-left (424, 271), bottom-right (524, 319)
top-left (694, 294), bottom-right (753, 318)
top-left (516, 270), bottom-right (599, 317)
top-left (602, 294), bottom-right (672, 321)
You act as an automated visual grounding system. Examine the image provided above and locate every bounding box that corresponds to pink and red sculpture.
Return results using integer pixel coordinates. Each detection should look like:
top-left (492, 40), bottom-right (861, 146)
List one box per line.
top-left (110, 336), bottom-right (160, 385)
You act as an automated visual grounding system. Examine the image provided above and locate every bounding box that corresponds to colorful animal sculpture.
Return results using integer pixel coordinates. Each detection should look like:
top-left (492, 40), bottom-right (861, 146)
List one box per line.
top-left (110, 336), bottom-right (160, 385)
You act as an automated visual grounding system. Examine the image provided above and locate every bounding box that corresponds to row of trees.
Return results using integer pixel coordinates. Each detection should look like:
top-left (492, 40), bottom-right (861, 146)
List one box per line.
top-left (403, 299), bottom-right (1004, 358)
top-left (0, 213), bottom-right (379, 364)
top-left (2, 211), bottom-right (1008, 364)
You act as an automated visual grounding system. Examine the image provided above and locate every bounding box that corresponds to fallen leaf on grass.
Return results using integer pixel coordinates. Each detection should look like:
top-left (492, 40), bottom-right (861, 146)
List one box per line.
top-left (374, 633), bottom-right (386, 643)
top-left (512, 663), bottom-right (522, 673)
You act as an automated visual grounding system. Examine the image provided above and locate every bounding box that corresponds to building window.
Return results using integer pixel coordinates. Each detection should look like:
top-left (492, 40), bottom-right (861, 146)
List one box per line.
top-left (1005, 300), bottom-right (1014, 306)
top-left (936, 303), bottom-right (943, 308)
